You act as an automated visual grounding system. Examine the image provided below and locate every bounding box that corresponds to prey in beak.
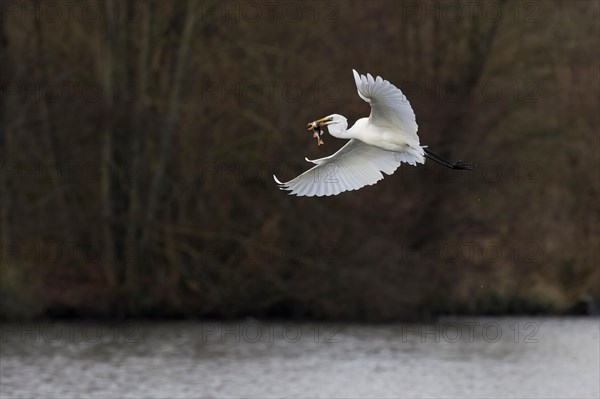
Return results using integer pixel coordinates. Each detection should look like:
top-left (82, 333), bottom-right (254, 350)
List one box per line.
top-left (306, 117), bottom-right (332, 147)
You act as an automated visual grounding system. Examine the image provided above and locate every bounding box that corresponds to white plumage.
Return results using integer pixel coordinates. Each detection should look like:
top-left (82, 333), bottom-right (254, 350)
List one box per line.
top-left (273, 69), bottom-right (426, 197)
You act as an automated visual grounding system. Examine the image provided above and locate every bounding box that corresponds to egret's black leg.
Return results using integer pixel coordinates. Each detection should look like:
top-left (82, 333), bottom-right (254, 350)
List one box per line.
top-left (424, 148), bottom-right (473, 170)
top-left (424, 151), bottom-right (456, 169)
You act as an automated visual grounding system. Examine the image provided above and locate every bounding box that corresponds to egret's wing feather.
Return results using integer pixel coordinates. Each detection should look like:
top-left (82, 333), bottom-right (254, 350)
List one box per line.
top-left (273, 139), bottom-right (408, 197)
top-left (301, 139), bottom-right (361, 166)
top-left (352, 69), bottom-right (419, 145)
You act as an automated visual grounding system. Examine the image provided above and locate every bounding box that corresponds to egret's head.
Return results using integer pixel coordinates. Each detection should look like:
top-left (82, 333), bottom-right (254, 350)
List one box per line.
top-left (306, 114), bottom-right (348, 145)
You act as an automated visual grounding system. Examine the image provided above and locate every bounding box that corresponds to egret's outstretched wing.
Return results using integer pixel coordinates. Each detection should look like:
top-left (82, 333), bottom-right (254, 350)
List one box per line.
top-left (353, 69), bottom-right (419, 145)
top-left (273, 140), bottom-right (417, 197)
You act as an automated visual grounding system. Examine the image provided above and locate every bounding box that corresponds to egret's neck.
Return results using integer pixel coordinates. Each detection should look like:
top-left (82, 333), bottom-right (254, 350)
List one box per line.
top-left (329, 128), bottom-right (347, 139)
top-left (344, 123), bottom-right (357, 139)
top-left (338, 118), bottom-right (367, 140)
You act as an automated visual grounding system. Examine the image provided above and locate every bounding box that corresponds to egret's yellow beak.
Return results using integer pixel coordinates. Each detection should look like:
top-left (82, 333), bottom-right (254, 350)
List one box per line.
top-left (312, 117), bottom-right (333, 127)
top-left (307, 117), bottom-right (332, 147)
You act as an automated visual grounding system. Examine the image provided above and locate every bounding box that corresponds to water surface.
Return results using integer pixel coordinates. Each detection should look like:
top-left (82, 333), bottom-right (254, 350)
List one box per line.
top-left (1, 317), bottom-right (598, 398)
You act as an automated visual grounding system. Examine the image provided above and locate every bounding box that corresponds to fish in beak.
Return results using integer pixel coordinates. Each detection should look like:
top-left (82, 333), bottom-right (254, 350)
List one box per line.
top-left (306, 117), bottom-right (332, 147)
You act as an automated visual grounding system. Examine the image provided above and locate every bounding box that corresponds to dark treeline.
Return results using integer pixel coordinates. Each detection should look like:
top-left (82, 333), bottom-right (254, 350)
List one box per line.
top-left (1, 1), bottom-right (598, 319)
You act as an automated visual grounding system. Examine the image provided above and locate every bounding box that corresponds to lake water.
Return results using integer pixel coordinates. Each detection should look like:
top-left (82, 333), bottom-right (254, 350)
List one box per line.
top-left (1, 317), bottom-right (598, 398)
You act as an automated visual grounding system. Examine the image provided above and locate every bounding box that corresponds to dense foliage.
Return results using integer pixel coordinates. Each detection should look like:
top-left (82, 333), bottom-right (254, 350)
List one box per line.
top-left (1, 1), bottom-right (598, 319)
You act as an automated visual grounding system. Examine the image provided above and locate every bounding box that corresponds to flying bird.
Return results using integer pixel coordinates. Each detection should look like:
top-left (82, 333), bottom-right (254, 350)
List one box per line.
top-left (273, 69), bottom-right (471, 197)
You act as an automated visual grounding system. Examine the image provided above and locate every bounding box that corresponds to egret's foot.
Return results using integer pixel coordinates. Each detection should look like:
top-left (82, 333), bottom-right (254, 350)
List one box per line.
top-left (452, 161), bottom-right (473, 170)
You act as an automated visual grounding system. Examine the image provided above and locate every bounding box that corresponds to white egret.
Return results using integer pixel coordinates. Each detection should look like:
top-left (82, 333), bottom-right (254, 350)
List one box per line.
top-left (273, 69), bottom-right (471, 197)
